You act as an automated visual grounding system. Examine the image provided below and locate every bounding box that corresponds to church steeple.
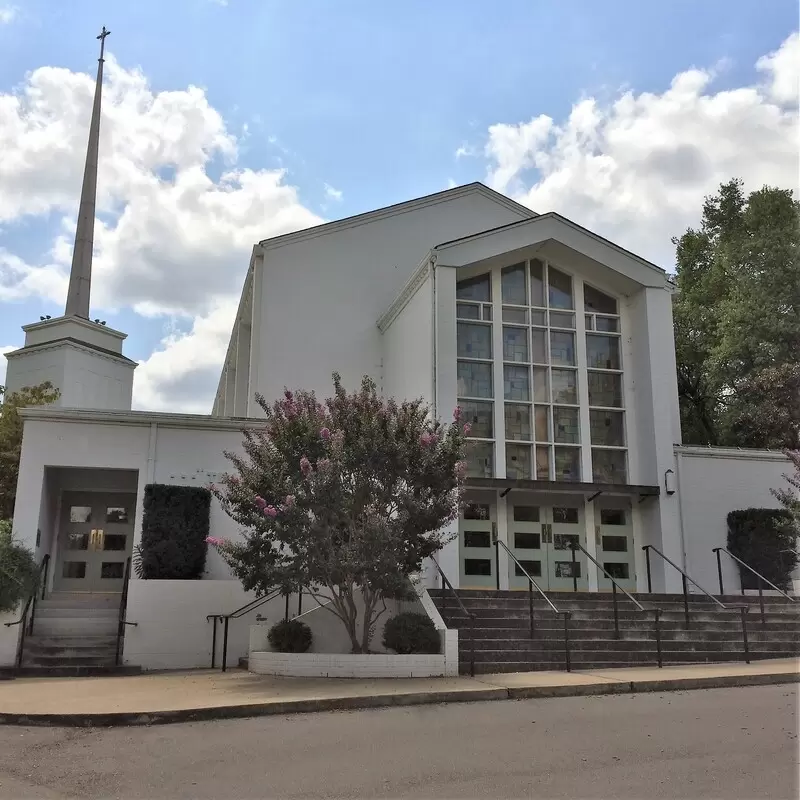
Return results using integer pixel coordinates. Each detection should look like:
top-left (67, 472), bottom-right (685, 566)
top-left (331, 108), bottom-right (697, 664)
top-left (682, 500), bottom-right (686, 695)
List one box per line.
top-left (64, 26), bottom-right (110, 319)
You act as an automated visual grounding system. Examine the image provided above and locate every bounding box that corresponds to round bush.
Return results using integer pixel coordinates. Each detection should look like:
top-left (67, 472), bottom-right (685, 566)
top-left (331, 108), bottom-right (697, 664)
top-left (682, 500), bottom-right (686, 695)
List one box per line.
top-left (268, 619), bottom-right (313, 653)
top-left (0, 521), bottom-right (40, 613)
top-left (382, 612), bottom-right (441, 655)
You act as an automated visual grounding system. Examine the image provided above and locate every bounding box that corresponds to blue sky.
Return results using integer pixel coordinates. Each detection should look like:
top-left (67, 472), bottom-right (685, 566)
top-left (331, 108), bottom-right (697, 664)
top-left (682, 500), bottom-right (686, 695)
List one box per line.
top-left (0, 0), bottom-right (797, 410)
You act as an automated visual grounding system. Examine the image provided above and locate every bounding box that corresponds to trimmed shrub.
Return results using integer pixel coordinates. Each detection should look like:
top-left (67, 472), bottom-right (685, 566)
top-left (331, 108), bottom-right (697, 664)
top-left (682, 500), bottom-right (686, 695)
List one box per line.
top-left (0, 519), bottom-right (40, 613)
top-left (382, 612), bottom-right (441, 655)
top-left (138, 484), bottom-right (211, 579)
top-left (268, 619), bottom-right (312, 653)
top-left (727, 508), bottom-right (798, 591)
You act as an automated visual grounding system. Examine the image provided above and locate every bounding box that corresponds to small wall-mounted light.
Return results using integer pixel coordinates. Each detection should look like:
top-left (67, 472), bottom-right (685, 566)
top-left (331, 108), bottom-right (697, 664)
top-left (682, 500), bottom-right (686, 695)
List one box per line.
top-left (664, 468), bottom-right (676, 496)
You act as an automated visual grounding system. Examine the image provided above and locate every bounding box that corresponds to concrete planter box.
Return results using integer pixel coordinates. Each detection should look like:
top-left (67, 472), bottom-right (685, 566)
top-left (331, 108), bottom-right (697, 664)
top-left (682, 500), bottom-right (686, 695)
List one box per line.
top-left (248, 650), bottom-right (448, 678)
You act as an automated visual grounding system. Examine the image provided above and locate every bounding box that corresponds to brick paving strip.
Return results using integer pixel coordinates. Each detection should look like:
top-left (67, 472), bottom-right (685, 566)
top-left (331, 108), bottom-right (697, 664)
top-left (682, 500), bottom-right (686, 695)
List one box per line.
top-left (0, 658), bottom-right (796, 727)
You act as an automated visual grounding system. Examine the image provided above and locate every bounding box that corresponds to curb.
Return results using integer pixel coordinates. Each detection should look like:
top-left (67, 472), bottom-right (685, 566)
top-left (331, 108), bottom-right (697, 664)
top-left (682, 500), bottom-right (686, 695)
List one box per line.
top-left (0, 672), bottom-right (796, 728)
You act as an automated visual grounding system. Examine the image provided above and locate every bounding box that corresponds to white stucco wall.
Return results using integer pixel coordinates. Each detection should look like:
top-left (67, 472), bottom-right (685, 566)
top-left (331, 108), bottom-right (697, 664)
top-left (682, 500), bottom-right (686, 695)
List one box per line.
top-left (253, 188), bottom-right (529, 407)
top-left (675, 446), bottom-right (795, 593)
top-left (59, 347), bottom-right (134, 411)
top-left (3, 346), bottom-right (66, 399)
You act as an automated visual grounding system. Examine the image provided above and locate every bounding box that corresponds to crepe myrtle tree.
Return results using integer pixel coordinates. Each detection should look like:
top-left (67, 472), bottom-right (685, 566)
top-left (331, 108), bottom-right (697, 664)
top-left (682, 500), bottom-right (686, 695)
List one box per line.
top-left (209, 373), bottom-right (470, 654)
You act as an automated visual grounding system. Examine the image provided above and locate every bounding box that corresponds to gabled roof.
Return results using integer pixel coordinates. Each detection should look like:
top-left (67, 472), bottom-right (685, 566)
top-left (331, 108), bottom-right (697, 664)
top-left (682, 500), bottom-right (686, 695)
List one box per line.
top-left (257, 182), bottom-right (534, 250)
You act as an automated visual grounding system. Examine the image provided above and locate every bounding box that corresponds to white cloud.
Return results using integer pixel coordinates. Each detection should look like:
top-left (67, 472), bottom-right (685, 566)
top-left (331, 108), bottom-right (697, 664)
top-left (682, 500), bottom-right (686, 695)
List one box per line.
top-left (0, 5), bottom-right (16, 24)
top-left (0, 55), bottom-right (323, 411)
top-left (0, 345), bottom-right (14, 389)
top-left (480, 32), bottom-right (799, 268)
top-left (324, 183), bottom-right (343, 202)
top-left (455, 143), bottom-right (477, 159)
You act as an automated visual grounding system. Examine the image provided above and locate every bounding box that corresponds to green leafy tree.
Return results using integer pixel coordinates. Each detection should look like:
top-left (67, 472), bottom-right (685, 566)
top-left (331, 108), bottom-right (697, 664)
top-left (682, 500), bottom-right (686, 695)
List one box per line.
top-left (0, 518), bottom-right (39, 613)
top-left (0, 383), bottom-right (60, 521)
top-left (772, 450), bottom-right (800, 526)
top-left (673, 179), bottom-right (800, 447)
top-left (211, 374), bottom-right (467, 653)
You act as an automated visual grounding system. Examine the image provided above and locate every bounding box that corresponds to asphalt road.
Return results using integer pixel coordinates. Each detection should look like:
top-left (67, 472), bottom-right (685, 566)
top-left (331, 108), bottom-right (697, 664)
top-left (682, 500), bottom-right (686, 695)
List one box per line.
top-left (0, 684), bottom-right (796, 799)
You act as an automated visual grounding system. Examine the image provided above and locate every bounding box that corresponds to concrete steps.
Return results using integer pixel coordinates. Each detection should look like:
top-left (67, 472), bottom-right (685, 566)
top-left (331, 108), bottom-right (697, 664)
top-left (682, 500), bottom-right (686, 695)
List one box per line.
top-left (19, 592), bottom-right (134, 674)
top-left (429, 589), bottom-right (800, 674)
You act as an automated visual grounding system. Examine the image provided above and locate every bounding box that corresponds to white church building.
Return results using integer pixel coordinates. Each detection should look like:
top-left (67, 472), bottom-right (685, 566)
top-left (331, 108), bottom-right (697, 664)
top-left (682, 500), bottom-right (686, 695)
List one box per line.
top-left (1, 36), bottom-right (793, 672)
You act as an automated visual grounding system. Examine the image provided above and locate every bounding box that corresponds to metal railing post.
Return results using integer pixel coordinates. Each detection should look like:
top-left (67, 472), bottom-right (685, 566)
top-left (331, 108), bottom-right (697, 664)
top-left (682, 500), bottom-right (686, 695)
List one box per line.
top-left (758, 578), bottom-right (765, 626)
top-left (740, 607), bottom-right (751, 664)
top-left (41, 557), bottom-right (49, 600)
top-left (222, 616), bottom-right (230, 672)
top-left (654, 609), bottom-right (663, 668)
top-left (211, 617), bottom-right (218, 669)
top-left (612, 582), bottom-right (619, 639)
top-left (528, 579), bottom-right (534, 638)
top-left (571, 544), bottom-right (578, 592)
top-left (682, 573), bottom-right (690, 628)
top-left (643, 546), bottom-right (653, 593)
top-left (494, 534), bottom-right (500, 591)
top-left (714, 548), bottom-right (724, 596)
top-left (563, 613), bottom-right (571, 672)
top-left (297, 588), bottom-right (303, 616)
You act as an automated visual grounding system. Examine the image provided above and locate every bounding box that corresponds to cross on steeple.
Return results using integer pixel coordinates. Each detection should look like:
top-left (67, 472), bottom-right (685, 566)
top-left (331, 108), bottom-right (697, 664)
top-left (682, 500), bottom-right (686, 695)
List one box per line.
top-left (64, 27), bottom-right (111, 319)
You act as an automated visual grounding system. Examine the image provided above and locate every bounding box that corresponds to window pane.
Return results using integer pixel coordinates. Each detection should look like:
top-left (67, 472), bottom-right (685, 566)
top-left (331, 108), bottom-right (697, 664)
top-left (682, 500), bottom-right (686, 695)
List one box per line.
top-left (464, 558), bottom-right (492, 576)
top-left (554, 447), bottom-right (581, 482)
top-left (584, 284), bottom-right (618, 314)
top-left (458, 361), bottom-right (493, 398)
top-left (534, 405), bottom-right (550, 441)
top-left (602, 535), bottom-right (628, 552)
top-left (600, 509), bottom-right (627, 525)
top-left (551, 369), bottom-right (577, 404)
top-left (69, 506), bottom-right (92, 523)
top-left (483, 305), bottom-right (493, 321)
top-left (461, 400), bottom-right (494, 438)
top-left (592, 449), bottom-right (627, 484)
top-left (555, 561), bottom-right (581, 578)
top-left (535, 445), bottom-right (551, 480)
top-left (106, 507), bottom-right (129, 523)
top-left (604, 562), bottom-right (629, 580)
top-left (530, 259), bottom-right (545, 306)
top-left (66, 533), bottom-right (89, 551)
top-left (549, 311), bottom-right (575, 329)
top-left (505, 403), bottom-right (532, 441)
top-left (504, 365), bottom-right (530, 401)
top-left (506, 444), bottom-right (532, 479)
top-left (457, 274), bottom-right (490, 302)
top-left (548, 267), bottom-right (574, 309)
top-left (586, 334), bottom-right (620, 370)
top-left (466, 442), bottom-right (494, 478)
top-left (585, 314), bottom-right (594, 331)
top-left (550, 331), bottom-right (576, 366)
top-left (588, 371), bottom-right (623, 407)
top-left (62, 561), bottom-right (86, 579)
top-left (554, 407), bottom-right (580, 444)
top-left (456, 302), bottom-right (480, 320)
top-left (533, 366), bottom-right (549, 402)
top-left (531, 329), bottom-right (548, 364)
top-left (464, 531), bottom-right (491, 548)
top-left (101, 562), bottom-right (125, 579)
top-left (503, 306), bottom-right (528, 324)
top-left (554, 533), bottom-right (580, 550)
top-left (457, 322), bottom-right (492, 359)
top-left (513, 506), bottom-right (540, 522)
top-left (463, 504), bottom-right (490, 520)
top-left (595, 316), bottom-right (619, 332)
top-left (514, 532), bottom-right (541, 549)
top-left (590, 410), bottom-right (625, 446)
top-left (103, 534), bottom-right (127, 551)
top-left (503, 326), bottom-right (529, 362)
top-left (515, 560), bottom-right (542, 577)
top-left (531, 310), bottom-right (547, 326)
top-left (501, 263), bottom-right (527, 305)
top-left (553, 507), bottom-right (579, 523)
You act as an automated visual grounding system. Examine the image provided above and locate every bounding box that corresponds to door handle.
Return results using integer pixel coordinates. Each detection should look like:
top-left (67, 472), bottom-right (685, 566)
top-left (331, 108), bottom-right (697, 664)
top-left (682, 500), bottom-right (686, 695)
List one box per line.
top-left (96, 529), bottom-right (104, 551)
top-left (90, 530), bottom-right (97, 549)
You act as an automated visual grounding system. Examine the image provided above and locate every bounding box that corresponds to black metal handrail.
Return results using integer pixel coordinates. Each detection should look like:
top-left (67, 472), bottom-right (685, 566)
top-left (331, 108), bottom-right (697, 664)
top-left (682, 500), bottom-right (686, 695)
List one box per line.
top-left (713, 546), bottom-right (795, 626)
top-left (643, 544), bottom-right (751, 663)
top-left (115, 557), bottom-right (137, 666)
top-left (3, 553), bottom-right (49, 669)
top-left (496, 540), bottom-right (572, 672)
top-left (571, 543), bottom-right (662, 668)
top-left (207, 587), bottom-right (283, 671)
top-left (429, 555), bottom-right (476, 677)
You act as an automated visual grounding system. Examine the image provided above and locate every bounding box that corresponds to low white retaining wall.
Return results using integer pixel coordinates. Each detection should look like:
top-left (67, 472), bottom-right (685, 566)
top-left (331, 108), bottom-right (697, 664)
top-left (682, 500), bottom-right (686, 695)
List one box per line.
top-left (249, 649), bottom-right (448, 678)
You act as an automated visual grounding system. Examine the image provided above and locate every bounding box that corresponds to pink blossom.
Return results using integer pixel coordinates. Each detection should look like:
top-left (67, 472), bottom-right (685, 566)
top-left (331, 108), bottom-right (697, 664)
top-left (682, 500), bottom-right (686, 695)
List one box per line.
top-left (264, 505), bottom-right (278, 518)
top-left (320, 427), bottom-right (332, 440)
top-left (300, 456), bottom-right (312, 477)
top-left (205, 536), bottom-right (223, 546)
top-left (463, 423), bottom-right (472, 436)
top-left (284, 494), bottom-right (296, 508)
top-left (453, 406), bottom-right (463, 422)
top-left (284, 389), bottom-right (294, 401)
top-left (254, 496), bottom-right (267, 509)
top-left (207, 483), bottom-right (217, 492)
top-left (228, 476), bottom-right (240, 485)
top-left (420, 433), bottom-right (433, 446)
top-left (317, 458), bottom-right (332, 474)
top-left (455, 460), bottom-right (468, 478)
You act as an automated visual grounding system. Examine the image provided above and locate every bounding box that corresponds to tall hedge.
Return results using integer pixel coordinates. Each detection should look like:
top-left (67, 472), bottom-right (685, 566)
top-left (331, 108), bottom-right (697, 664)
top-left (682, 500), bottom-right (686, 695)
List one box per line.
top-left (138, 484), bottom-right (211, 579)
top-left (727, 508), bottom-right (798, 591)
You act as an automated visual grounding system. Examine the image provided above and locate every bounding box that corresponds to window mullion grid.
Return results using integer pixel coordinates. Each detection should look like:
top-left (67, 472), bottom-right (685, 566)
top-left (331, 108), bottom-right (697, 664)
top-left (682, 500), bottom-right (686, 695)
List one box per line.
top-left (574, 279), bottom-right (592, 483)
top-left (491, 269), bottom-right (505, 478)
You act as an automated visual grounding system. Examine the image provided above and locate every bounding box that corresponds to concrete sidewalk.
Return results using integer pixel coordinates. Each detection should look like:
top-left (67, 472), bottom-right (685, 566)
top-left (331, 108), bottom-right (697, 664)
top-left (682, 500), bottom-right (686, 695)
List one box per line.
top-left (0, 658), bottom-right (797, 727)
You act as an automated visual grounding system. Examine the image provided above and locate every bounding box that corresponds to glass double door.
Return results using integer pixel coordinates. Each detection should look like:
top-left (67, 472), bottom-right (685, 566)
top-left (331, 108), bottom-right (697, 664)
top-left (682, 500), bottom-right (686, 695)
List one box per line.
top-left (55, 491), bottom-right (136, 592)
top-left (508, 502), bottom-right (588, 591)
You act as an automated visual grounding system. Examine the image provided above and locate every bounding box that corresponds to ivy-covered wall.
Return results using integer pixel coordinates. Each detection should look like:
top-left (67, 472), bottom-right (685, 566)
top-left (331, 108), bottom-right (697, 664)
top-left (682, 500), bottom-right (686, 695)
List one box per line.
top-left (136, 484), bottom-right (211, 580)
